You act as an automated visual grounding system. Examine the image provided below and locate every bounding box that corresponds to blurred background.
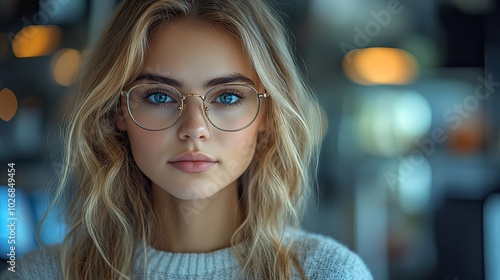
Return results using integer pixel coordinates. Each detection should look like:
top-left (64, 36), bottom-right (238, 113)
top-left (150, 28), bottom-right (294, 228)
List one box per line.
top-left (1, 0), bottom-right (500, 279)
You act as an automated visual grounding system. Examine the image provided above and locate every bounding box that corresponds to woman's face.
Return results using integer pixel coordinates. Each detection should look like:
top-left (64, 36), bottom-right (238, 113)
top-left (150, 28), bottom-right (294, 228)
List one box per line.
top-left (117, 18), bottom-right (265, 200)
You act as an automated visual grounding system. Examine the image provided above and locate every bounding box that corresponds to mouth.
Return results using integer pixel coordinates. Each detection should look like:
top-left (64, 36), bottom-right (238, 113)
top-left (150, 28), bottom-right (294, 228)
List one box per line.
top-left (169, 161), bottom-right (216, 173)
top-left (168, 152), bottom-right (217, 173)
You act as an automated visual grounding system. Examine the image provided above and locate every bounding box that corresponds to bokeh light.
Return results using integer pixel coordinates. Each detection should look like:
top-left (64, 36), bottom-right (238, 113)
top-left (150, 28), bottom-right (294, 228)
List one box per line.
top-left (394, 91), bottom-right (432, 139)
top-left (397, 157), bottom-right (432, 214)
top-left (343, 47), bottom-right (420, 85)
top-left (0, 88), bottom-right (18, 122)
top-left (447, 114), bottom-right (485, 154)
top-left (0, 186), bottom-right (37, 256)
top-left (51, 48), bottom-right (81, 86)
top-left (357, 90), bottom-right (432, 157)
top-left (32, 190), bottom-right (67, 244)
top-left (484, 194), bottom-right (500, 280)
top-left (12, 25), bottom-right (62, 58)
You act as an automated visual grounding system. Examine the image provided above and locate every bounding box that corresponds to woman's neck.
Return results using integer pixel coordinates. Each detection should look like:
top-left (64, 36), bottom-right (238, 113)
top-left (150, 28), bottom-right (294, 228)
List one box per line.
top-left (150, 180), bottom-right (243, 253)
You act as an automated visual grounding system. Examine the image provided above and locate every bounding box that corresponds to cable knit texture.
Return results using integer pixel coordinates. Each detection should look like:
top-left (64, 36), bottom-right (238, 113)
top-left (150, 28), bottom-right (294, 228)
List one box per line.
top-left (0, 229), bottom-right (372, 279)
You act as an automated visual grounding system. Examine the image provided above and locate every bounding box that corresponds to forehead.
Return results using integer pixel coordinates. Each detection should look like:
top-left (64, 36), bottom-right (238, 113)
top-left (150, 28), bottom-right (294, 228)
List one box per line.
top-left (143, 18), bottom-right (258, 88)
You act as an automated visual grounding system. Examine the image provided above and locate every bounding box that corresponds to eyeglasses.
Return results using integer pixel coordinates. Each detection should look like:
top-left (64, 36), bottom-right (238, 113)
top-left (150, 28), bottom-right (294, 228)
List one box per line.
top-left (120, 83), bottom-right (269, 132)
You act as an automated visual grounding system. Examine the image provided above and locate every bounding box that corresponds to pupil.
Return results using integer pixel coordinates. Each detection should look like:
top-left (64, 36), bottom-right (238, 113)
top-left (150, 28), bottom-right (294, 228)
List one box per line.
top-left (221, 94), bottom-right (234, 103)
top-left (155, 94), bottom-right (167, 103)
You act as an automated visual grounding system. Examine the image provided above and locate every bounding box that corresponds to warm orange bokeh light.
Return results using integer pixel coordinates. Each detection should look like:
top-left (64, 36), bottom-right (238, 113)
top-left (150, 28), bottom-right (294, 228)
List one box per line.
top-left (343, 48), bottom-right (419, 85)
top-left (12, 25), bottom-right (62, 58)
top-left (52, 48), bottom-right (81, 86)
top-left (0, 88), bottom-right (18, 122)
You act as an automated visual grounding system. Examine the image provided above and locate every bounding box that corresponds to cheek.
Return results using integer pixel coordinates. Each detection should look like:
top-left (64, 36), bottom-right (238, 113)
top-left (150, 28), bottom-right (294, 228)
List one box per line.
top-left (235, 135), bottom-right (258, 159)
top-left (126, 127), bottom-right (168, 168)
top-left (211, 132), bottom-right (258, 190)
top-left (223, 128), bottom-right (260, 167)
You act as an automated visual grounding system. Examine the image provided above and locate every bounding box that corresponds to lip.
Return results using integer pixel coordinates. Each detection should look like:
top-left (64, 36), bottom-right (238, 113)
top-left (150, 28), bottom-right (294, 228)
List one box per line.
top-left (168, 152), bottom-right (217, 173)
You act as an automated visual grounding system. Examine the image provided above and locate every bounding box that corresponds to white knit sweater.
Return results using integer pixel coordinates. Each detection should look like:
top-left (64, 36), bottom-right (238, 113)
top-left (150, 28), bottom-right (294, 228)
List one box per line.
top-left (1, 230), bottom-right (372, 279)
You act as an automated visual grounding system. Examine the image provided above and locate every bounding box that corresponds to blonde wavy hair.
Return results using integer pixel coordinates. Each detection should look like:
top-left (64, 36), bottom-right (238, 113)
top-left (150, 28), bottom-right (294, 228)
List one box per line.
top-left (41, 0), bottom-right (327, 279)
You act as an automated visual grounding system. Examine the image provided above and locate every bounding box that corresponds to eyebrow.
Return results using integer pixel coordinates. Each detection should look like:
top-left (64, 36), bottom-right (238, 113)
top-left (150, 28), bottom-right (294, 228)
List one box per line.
top-left (134, 73), bottom-right (255, 88)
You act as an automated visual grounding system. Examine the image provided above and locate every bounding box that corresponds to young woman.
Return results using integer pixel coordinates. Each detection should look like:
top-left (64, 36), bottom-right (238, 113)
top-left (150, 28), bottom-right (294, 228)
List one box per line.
top-left (3, 0), bottom-right (372, 279)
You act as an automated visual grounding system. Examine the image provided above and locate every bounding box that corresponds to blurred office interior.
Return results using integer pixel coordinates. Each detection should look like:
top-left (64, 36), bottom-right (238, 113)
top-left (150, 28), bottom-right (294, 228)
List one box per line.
top-left (1, 0), bottom-right (500, 279)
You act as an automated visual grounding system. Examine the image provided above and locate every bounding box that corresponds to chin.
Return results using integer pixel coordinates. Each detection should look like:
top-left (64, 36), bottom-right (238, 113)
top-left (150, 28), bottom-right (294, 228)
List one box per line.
top-left (164, 181), bottom-right (223, 201)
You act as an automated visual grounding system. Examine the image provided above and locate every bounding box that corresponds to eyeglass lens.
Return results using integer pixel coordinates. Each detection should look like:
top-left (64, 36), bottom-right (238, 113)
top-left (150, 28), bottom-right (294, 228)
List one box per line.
top-left (125, 84), bottom-right (260, 131)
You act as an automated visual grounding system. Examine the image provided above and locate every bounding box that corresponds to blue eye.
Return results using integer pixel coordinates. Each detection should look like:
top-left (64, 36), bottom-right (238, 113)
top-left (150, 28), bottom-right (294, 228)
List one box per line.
top-left (216, 93), bottom-right (240, 105)
top-left (147, 93), bottom-right (173, 104)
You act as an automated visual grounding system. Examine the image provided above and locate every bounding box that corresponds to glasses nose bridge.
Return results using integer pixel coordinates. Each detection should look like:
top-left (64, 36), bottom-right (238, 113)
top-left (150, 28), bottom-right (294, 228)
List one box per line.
top-left (182, 93), bottom-right (206, 103)
top-left (180, 92), bottom-right (208, 113)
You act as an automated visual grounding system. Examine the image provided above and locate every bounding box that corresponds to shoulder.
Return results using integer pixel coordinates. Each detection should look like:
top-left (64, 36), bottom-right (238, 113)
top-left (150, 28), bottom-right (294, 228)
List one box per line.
top-left (287, 229), bottom-right (373, 280)
top-left (0, 245), bottom-right (63, 280)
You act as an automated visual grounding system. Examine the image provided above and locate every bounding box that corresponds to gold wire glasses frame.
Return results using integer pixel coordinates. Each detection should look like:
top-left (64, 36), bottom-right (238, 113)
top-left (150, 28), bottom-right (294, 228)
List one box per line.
top-left (120, 83), bottom-right (269, 132)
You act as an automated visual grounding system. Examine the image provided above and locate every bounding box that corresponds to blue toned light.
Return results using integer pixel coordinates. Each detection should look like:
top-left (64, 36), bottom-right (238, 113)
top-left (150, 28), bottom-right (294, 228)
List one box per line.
top-left (355, 90), bottom-right (432, 157)
top-left (394, 91), bottom-right (432, 140)
top-left (484, 194), bottom-right (500, 280)
top-left (0, 186), bottom-right (37, 257)
top-left (42, 0), bottom-right (86, 24)
top-left (31, 190), bottom-right (67, 244)
top-left (397, 157), bottom-right (432, 214)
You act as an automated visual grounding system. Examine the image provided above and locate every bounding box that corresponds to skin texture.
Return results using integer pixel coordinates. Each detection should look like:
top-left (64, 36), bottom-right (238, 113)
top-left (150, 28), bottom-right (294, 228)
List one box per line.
top-left (117, 18), bottom-right (265, 253)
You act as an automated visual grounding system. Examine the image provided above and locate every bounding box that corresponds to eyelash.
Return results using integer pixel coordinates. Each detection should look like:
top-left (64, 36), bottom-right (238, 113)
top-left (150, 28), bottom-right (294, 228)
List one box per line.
top-left (214, 90), bottom-right (246, 107)
top-left (141, 89), bottom-right (176, 107)
top-left (137, 86), bottom-right (248, 109)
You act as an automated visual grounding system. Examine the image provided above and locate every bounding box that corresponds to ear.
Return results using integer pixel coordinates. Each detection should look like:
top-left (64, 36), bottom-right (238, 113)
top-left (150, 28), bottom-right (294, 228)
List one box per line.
top-left (116, 97), bottom-right (128, 131)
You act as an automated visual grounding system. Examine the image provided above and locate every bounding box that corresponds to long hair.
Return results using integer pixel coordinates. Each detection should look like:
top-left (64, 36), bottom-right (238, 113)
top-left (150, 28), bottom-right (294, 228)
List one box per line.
top-left (41, 0), bottom-right (327, 279)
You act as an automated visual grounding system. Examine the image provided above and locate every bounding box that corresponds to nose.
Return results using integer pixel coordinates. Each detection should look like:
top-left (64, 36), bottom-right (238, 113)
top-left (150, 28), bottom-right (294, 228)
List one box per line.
top-left (177, 95), bottom-right (211, 141)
